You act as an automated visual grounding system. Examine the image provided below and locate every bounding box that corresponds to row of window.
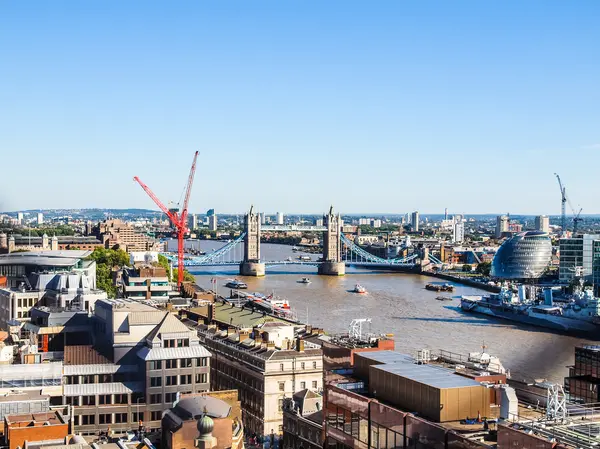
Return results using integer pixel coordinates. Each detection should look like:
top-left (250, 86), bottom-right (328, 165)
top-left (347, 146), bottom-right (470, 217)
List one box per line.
top-left (163, 338), bottom-right (190, 348)
top-left (75, 411), bottom-right (162, 426)
top-left (150, 373), bottom-right (207, 388)
top-left (65, 373), bottom-right (136, 385)
top-left (278, 380), bottom-right (318, 391)
top-left (66, 394), bottom-right (130, 406)
top-left (279, 361), bottom-right (318, 371)
top-left (148, 357), bottom-right (208, 370)
top-left (17, 297), bottom-right (38, 308)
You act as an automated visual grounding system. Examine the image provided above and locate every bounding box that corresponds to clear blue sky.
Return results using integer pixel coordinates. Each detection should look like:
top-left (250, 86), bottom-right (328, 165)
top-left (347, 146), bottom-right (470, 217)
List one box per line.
top-left (2, 1), bottom-right (599, 215)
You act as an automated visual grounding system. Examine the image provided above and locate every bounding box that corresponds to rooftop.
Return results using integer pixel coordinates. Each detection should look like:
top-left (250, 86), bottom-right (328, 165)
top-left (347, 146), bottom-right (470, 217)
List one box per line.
top-left (98, 298), bottom-right (158, 312)
top-left (372, 362), bottom-right (482, 389)
top-left (5, 411), bottom-right (65, 426)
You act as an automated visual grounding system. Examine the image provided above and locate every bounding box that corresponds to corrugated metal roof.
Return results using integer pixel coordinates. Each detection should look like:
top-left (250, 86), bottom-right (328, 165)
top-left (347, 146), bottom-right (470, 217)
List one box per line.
top-left (63, 364), bottom-right (138, 376)
top-left (128, 311), bottom-right (166, 325)
top-left (63, 381), bottom-right (143, 397)
top-left (373, 362), bottom-right (482, 389)
top-left (137, 344), bottom-right (211, 361)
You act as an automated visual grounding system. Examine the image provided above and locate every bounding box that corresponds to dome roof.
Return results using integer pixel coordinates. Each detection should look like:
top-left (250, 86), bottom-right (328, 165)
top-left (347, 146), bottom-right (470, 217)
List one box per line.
top-left (197, 414), bottom-right (214, 435)
top-left (491, 232), bottom-right (552, 279)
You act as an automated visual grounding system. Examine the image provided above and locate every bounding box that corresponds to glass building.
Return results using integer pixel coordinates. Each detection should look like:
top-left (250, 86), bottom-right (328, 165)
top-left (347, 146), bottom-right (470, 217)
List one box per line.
top-left (491, 231), bottom-right (552, 279)
top-left (559, 235), bottom-right (600, 294)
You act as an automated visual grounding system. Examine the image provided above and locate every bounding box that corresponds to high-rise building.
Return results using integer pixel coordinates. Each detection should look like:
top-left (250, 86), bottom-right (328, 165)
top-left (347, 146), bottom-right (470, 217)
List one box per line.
top-left (535, 215), bottom-right (550, 233)
top-left (37, 213), bottom-right (44, 225)
top-left (189, 213), bottom-right (198, 230)
top-left (444, 208), bottom-right (448, 220)
top-left (495, 215), bottom-right (509, 239)
top-left (276, 212), bottom-right (284, 225)
top-left (208, 214), bottom-right (218, 231)
top-left (559, 235), bottom-right (600, 292)
top-left (452, 215), bottom-right (465, 243)
top-left (260, 212), bottom-right (265, 225)
top-left (206, 209), bottom-right (215, 217)
top-left (411, 211), bottom-right (419, 232)
top-left (17, 212), bottom-right (23, 225)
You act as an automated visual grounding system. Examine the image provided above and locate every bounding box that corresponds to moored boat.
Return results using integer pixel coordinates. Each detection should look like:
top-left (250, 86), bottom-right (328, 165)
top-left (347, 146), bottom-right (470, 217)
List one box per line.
top-left (225, 279), bottom-right (248, 289)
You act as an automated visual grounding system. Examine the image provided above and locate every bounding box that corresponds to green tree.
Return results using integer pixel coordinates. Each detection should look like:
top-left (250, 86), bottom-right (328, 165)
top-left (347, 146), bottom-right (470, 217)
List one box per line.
top-left (476, 261), bottom-right (492, 276)
top-left (87, 248), bottom-right (130, 298)
top-left (157, 254), bottom-right (195, 283)
top-left (462, 264), bottom-right (472, 273)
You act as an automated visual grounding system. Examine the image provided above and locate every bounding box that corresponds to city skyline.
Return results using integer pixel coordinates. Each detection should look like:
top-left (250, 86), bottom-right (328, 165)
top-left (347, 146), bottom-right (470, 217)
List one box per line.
top-left (2, 1), bottom-right (600, 214)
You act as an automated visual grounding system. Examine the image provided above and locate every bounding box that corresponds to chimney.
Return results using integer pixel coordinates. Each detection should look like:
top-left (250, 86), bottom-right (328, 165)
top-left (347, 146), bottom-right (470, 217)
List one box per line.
top-left (267, 341), bottom-right (275, 350)
top-left (227, 327), bottom-right (235, 336)
top-left (239, 330), bottom-right (249, 342)
top-left (296, 338), bottom-right (305, 353)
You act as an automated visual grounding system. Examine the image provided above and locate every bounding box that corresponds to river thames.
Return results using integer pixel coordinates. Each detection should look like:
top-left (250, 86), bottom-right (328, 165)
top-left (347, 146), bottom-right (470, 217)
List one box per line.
top-left (187, 240), bottom-right (592, 383)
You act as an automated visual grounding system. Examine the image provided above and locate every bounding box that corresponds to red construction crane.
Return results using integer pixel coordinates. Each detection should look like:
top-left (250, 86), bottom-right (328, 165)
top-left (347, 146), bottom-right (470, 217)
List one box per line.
top-left (134, 151), bottom-right (199, 287)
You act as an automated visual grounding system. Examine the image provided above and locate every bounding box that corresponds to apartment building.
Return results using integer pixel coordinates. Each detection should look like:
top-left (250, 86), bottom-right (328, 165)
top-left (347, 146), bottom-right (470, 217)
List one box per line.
top-left (121, 265), bottom-right (171, 300)
top-left (95, 219), bottom-right (161, 252)
top-left (195, 321), bottom-right (323, 439)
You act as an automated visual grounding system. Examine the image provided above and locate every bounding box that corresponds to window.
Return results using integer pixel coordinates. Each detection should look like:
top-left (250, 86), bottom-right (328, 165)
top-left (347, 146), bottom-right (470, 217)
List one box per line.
top-left (81, 415), bottom-right (95, 425)
top-left (280, 363), bottom-right (284, 371)
top-left (99, 414), bottom-right (112, 425)
top-left (165, 392), bottom-right (177, 403)
top-left (99, 395), bottom-right (111, 405)
top-left (300, 381), bottom-right (306, 389)
top-left (279, 382), bottom-right (285, 391)
top-left (150, 377), bottom-right (162, 387)
top-left (151, 411), bottom-right (162, 421)
top-left (180, 374), bottom-right (191, 385)
top-left (181, 358), bottom-right (192, 368)
top-left (113, 394), bottom-right (128, 405)
top-left (115, 413), bottom-right (128, 424)
top-left (82, 375), bottom-right (95, 384)
top-left (164, 339), bottom-right (176, 348)
top-left (312, 381), bottom-right (318, 389)
top-left (195, 373), bottom-right (207, 384)
top-left (166, 359), bottom-right (177, 369)
top-left (313, 361), bottom-right (317, 369)
top-left (150, 394), bottom-right (162, 404)
top-left (301, 362), bottom-right (305, 370)
top-left (149, 361), bottom-right (162, 370)
top-left (196, 357), bottom-right (208, 367)
top-left (278, 399), bottom-right (284, 411)
top-left (166, 375), bottom-right (178, 386)
top-left (132, 412), bottom-right (144, 423)
top-left (82, 396), bottom-right (95, 406)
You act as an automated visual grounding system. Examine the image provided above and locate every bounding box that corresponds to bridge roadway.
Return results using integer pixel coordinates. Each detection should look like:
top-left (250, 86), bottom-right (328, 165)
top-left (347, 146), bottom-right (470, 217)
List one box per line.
top-left (261, 225), bottom-right (326, 232)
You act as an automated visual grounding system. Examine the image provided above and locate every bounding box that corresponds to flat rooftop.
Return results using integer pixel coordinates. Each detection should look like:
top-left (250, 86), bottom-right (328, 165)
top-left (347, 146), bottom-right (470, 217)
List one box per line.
top-left (98, 298), bottom-right (158, 312)
top-left (0, 390), bottom-right (49, 403)
top-left (5, 411), bottom-right (65, 426)
top-left (354, 350), bottom-right (414, 364)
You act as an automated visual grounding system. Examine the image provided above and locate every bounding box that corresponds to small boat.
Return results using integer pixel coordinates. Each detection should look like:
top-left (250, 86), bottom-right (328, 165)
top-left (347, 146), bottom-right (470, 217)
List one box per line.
top-left (353, 284), bottom-right (367, 294)
top-left (286, 256), bottom-right (293, 262)
top-left (298, 277), bottom-right (311, 284)
top-left (436, 296), bottom-right (453, 301)
top-left (225, 279), bottom-right (248, 289)
top-left (298, 255), bottom-right (311, 261)
top-left (292, 246), bottom-right (299, 251)
top-left (426, 283), bottom-right (454, 292)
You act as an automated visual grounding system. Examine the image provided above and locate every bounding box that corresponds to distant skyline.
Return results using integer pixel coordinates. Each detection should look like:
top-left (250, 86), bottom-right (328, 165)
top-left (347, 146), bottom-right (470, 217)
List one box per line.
top-left (2, 1), bottom-right (600, 214)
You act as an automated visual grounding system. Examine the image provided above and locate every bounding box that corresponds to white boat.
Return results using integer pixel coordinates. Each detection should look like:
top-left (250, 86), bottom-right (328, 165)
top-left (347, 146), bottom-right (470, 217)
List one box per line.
top-left (298, 255), bottom-right (311, 261)
top-left (298, 277), bottom-right (311, 284)
top-left (353, 284), bottom-right (367, 294)
top-left (225, 279), bottom-right (248, 289)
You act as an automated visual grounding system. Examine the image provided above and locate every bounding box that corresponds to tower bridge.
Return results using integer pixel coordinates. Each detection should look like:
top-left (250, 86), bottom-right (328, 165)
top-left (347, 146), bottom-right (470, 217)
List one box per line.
top-left (161, 206), bottom-right (438, 276)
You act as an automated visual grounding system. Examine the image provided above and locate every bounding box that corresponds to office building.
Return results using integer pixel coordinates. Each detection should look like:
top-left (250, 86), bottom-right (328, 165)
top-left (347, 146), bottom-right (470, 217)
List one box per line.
top-left (16, 213), bottom-right (23, 225)
top-left (260, 212), bottom-right (266, 225)
top-left (207, 209), bottom-right (215, 217)
top-left (315, 218), bottom-right (323, 227)
top-left (565, 345), bottom-right (600, 404)
top-left (121, 264), bottom-right (171, 300)
top-left (37, 213), bottom-right (44, 225)
top-left (410, 211), bottom-right (419, 232)
top-left (208, 214), bottom-right (218, 231)
top-left (276, 212), bottom-right (284, 225)
top-left (65, 299), bottom-right (211, 434)
top-left (535, 215), bottom-right (550, 233)
top-left (195, 322), bottom-right (323, 438)
top-left (0, 234), bottom-right (103, 253)
top-left (495, 215), bottom-right (509, 239)
top-left (559, 235), bottom-right (600, 292)
top-left (491, 231), bottom-right (552, 279)
top-left (452, 215), bottom-right (464, 243)
top-left (4, 410), bottom-right (69, 449)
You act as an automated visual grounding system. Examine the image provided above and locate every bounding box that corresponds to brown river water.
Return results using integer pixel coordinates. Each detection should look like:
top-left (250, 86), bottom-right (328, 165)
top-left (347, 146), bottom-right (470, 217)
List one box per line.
top-left (185, 240), bottom-right (594, 383)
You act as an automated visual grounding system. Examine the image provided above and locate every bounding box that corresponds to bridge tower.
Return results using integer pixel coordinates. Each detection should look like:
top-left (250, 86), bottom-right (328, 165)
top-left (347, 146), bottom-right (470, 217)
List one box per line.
top-left (240, 206), bottom-right (265, 276)
top-left (318, 206), bottom-right (346, 276)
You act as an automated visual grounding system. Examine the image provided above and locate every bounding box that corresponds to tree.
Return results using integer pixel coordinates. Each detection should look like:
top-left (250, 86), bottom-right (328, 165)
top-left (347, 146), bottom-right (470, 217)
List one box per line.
top-left (87, 248), bottom-right (130, 298)
top-left (462, 264), bottom-right (472, 273)
top-left (476, 262), bottom-right (492, 276)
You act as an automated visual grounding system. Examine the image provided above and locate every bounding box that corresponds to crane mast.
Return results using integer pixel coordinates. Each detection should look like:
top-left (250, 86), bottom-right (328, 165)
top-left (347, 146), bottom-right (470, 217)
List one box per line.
top-left (554, 173), bottom-right (567, 236)
top-left (134, 151), bottom-right (199, 287)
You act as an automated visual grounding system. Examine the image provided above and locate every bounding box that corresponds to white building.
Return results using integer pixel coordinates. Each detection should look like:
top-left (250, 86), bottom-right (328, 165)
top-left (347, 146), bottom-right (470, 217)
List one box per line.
top-left (535, 215), bottom-right (550, 233)
top-left (276, 212), bottom-right (284, 225)
top-left (371, 219), bottom-right (382, 228)
top-left (37, 213), bottom-right (44, 225)
top-left (495, 215), bottom-right (509, 239)
top-left (208, 214), bottom-right (218, 231)
top-left (452, 215), bottom-right (465, 243)
top-left (17, 212), bottom-right (23, 225)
